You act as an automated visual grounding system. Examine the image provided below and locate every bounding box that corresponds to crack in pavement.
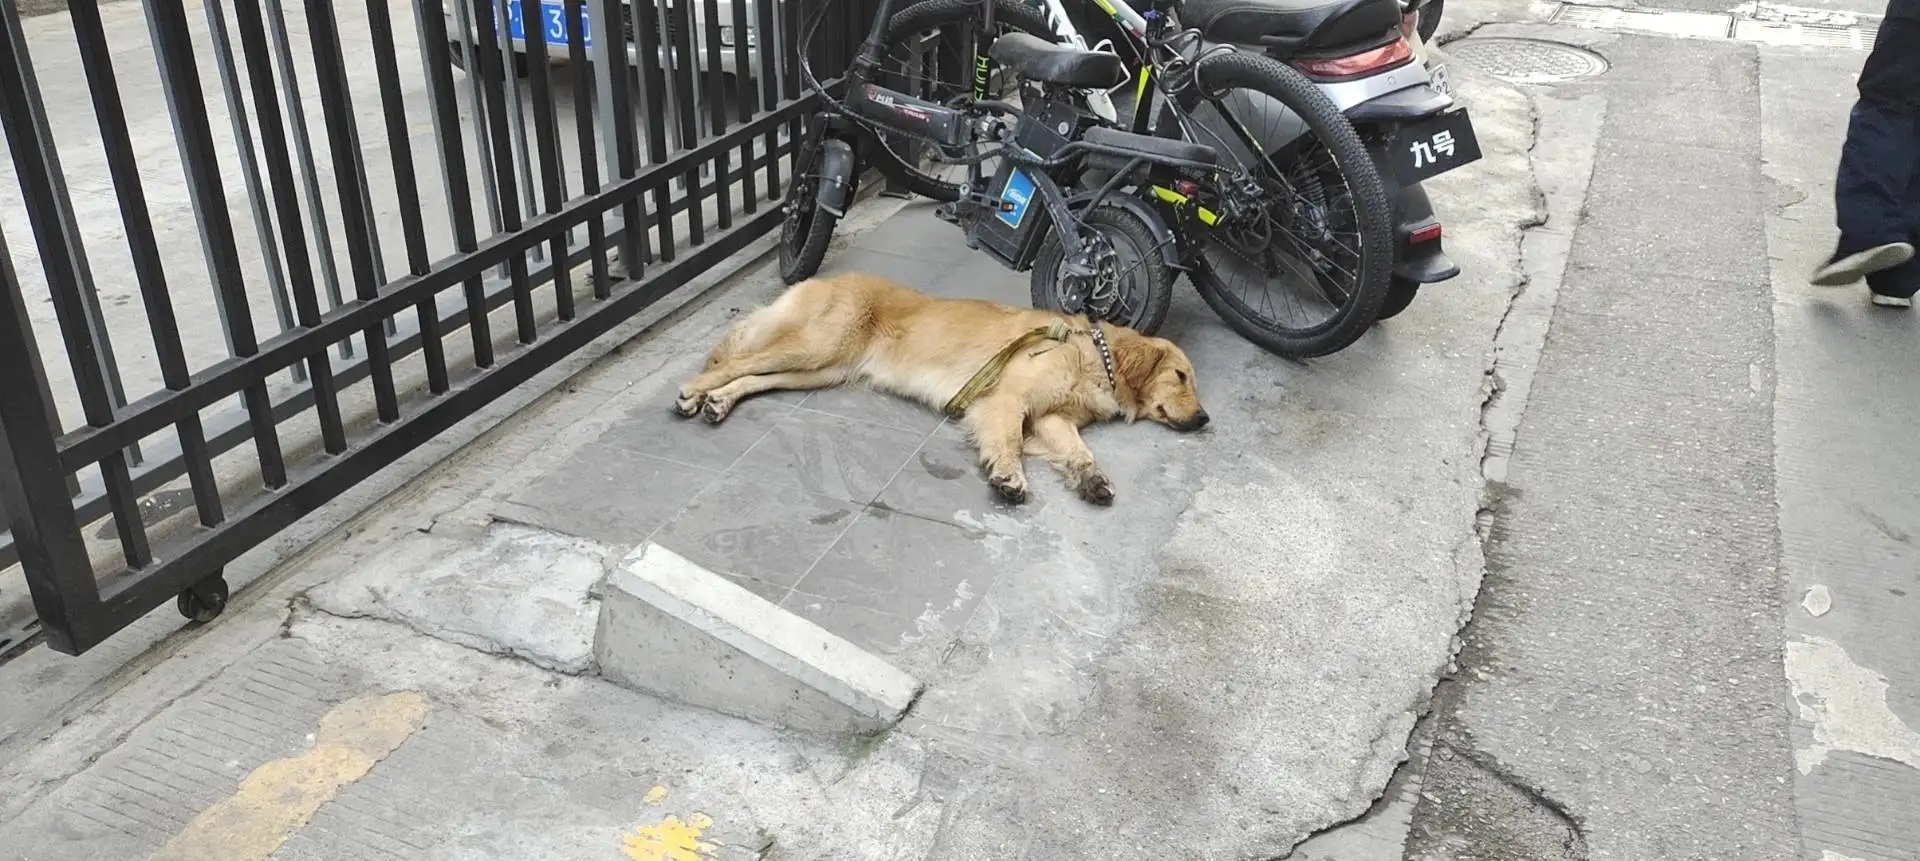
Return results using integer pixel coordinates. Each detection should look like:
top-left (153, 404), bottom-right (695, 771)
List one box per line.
top-left (1281, 38), bottom-right (1559, 861)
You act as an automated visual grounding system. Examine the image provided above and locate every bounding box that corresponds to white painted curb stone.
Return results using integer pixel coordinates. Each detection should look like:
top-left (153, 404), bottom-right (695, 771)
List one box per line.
top-left (595, 542), bottom-right (922, 734)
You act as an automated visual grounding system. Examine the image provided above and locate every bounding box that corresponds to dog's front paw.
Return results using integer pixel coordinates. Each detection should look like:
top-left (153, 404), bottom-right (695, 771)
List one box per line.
top-left (1076, 472), bottom-right (1115, 507)
top-left (700, 396), bottom-right (735, 424)
top-left (988, 472), bottom-right (1029, 505)
top-left (674, 389), bottom-right (706, 418)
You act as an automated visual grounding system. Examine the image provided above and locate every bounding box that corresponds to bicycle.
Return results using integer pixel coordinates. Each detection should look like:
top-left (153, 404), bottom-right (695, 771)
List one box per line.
top-left (779, 0), bottom-right (1231, 334)
top-left (866, 0), bottom-right (1482, 353)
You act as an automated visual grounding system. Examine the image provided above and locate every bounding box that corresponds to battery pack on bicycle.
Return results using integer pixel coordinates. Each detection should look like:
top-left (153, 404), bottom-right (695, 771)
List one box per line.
top-left (968, 96), bottom-right (1081, 269)
top-left (846, 81), bottom-right (971, 149)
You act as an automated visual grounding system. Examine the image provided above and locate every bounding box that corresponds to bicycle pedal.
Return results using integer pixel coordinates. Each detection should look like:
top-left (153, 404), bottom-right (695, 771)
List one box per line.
top-left (934, 203), bottom-right (962, 224)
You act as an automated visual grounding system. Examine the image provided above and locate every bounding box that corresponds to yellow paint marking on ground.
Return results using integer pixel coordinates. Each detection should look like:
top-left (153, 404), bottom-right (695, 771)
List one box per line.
top-left (147, 692), bottom-right (430, 861)
top-left (644, 785), bottom-right (670, 805)
top-left (620, 812), bottom-right (719, 861)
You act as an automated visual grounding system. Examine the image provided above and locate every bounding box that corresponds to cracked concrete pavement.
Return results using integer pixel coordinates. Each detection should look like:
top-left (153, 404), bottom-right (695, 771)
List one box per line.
top-left (10, 1), bottom-right (1915, 858)
top-left (1404, 2), bottom-right (1920, 859)
top-left (0, 17), bottom-right (1546, 861)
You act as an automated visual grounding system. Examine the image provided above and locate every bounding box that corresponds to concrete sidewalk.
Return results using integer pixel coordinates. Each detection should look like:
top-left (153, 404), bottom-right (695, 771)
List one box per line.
top-left (0, 58), bottom-right (1540, 861)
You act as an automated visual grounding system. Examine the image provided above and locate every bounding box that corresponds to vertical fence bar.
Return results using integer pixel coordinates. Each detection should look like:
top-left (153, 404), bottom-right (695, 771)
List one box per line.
top-left (229, 0), bottom-right (350, 455)
top-left (146, 0), bottom-right (289, 489)
top-left (668, 0), bottom-right (701, 251)
top-left (633, 0), bottom-right (675, 261)
top-left (70, 0), bottom-right (228, 522)
top-left (203, 0), bottom-right (306, 385)
top-left (416, 0), bottom-right (496, 368)
top-left (0, 223), bottom-right (100, 655)
top-left (757, 0), bottom-right (781, 197)
top-left (0, 0), bottom-right (150, 571)
top-left (306, 0), bottom-right (402, 422)
top-left (730, 0), bottom-right (757, 212)
top-left (472, 0), bottom-right (538, 343)
top-left (586, 0), bottom-right (646, 280)
top-left (448, 0), bottom-right (508, 278)
top-left (493, 0), bottom-right (542, 264)
top-left (782, 0), bottom-right (805, 208)
top-left (263, 0), bottom-right (353, 360)
top-left (702, 0), bottom-right (731, 232)
top-left (366, 0), bottom-right (452, 393)
top-left (566, 0), bottom-right (610, 299)
top-left (519, 0), bottom-right (574, 321)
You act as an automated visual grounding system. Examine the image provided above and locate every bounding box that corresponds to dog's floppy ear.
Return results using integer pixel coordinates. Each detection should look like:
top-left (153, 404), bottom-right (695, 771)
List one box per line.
top-left (1113, 337), bottom-right (1166, 392)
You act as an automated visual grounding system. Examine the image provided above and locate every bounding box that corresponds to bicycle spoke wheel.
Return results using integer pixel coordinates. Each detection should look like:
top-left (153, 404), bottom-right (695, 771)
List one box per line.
top-left (1156, 52), bottom-right (1393, 359)
top-left (874, 0), bottom-right (1060, 201)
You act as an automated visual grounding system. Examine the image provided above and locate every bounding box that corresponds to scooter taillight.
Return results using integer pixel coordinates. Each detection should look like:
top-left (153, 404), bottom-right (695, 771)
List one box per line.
top-left (1293, 37), bottom-right (1415, 80)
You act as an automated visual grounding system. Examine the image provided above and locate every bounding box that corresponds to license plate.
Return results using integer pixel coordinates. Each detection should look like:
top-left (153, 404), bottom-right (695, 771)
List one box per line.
top-left (1428, 63), bottom-right (1451, 97)
top-left (506, 0), bottom-right (593, 47)
top-left (1393, 107), bottom-right (1482, 185)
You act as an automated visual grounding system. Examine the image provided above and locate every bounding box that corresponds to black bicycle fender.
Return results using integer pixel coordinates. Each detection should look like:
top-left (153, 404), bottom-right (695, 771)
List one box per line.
top-left (813, 138), bottom-right (858, 217)
top-left (1065, 191), bottom-right (1187, 271)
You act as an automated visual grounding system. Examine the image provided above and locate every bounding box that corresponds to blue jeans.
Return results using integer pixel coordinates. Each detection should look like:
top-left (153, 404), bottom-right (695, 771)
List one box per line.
top-left (1836, 14), bottom-right (1920, 296)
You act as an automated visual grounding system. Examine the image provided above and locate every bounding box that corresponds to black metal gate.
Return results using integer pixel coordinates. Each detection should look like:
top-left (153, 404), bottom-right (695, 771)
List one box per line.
top-left (0, 0), bottom-right (882, 656)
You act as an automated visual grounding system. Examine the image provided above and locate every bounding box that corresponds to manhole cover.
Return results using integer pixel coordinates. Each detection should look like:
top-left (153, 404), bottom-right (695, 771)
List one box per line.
top-left (1447, 37), bottom-right (1609, 84)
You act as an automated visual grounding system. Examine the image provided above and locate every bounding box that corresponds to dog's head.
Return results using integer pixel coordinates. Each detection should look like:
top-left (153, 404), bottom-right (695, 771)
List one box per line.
top-left (1114, 334), bottom-right (1208, 431)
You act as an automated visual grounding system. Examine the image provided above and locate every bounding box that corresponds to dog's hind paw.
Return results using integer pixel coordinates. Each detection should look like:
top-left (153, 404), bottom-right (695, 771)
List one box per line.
top-left (700, 397), bottom-right (734, 424)
top-left (674, 391), bottom-right (706, 418)
top-left (988, 473), bottom-right (1029, 505)
top-left (1076, 473), bottom-right (1115, 507)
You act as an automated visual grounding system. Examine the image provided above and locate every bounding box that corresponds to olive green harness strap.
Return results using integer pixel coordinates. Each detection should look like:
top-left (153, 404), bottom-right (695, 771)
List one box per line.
top-left (942, 319), bottom-right (1073, 419)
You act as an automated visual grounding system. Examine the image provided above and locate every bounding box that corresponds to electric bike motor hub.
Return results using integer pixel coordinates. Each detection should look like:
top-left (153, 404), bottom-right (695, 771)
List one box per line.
top-left (1062, 233), bottom-right (1126, 318)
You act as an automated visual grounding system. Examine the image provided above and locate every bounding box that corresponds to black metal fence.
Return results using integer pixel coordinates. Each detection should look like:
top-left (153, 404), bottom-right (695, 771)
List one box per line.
top-left (0, 0), bottom-right (884, 657)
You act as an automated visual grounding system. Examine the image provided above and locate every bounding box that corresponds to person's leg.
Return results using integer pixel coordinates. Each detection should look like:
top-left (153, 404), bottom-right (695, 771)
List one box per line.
top-left (1814, 17), bottom-right (1920, 286)
top-left (1863, 143), bottom-right (1920, 306)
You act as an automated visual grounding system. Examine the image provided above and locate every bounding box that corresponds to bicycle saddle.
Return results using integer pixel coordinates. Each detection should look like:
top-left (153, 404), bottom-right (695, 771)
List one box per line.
top-left (1178, 0), bottom-right (1404, 55)
top-left (988, 32), bottom-right (1129, 90)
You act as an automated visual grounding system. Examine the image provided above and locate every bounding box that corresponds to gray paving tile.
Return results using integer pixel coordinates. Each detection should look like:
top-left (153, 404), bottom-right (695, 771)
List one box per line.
top-left (826, 218), bottom-right (1033, 307)
top-left (596, 390), bottom-right (792, 471)
top-left (722, 571), bottom-right (794, 606)
top-left (778, 593), bottom-right (914, 666)
top-left (819, 246), bottom-right (951, 285)
top-left (733, 409), bottom-right (928, 504)
top-left (784, 506), bottom-right (994, 669)
top-left (650, 471), bottom-right (861, 591)
top-left (499, 442), bottom-right (718, 547)
top-left (846, 206), bottom-right (976, 265)
top-left (798, 384), bottom-right (946, 435)
top-left (873, 432), bottom-right (1053, 531)
top-left (922, 255), bottom-right (1032, 307)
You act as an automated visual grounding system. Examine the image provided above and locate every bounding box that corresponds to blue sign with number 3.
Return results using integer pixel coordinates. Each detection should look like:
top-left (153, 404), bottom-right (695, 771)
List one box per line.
top-left (505, 0), bottom-right (593, 47)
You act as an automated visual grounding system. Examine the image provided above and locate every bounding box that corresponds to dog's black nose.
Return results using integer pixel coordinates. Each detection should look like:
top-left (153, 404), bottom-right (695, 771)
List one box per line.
top-left (1192, 411), bottom-right (1210, 429)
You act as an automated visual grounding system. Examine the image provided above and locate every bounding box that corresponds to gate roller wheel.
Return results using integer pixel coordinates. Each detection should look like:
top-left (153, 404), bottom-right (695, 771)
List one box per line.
top-left (176, 574), bottom-right (230, 624)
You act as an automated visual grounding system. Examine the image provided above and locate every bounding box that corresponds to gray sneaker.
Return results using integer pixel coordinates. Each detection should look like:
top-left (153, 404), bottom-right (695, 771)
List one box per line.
top-left (1870, 292), bottom-right (1913, 309)
top-left (1812, 242), bottom-right (1915, 286)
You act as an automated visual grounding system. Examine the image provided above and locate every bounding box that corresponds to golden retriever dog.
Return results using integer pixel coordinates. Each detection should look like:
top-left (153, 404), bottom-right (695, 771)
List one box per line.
top-left (673, 273), bottom-right (1208, 506)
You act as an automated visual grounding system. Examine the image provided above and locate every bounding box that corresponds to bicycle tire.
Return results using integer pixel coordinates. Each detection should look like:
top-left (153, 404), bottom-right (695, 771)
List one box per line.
top-left (779, 138), bottom-right (840, 284)
top-left (1159, 51), bottom-right (1394, 358)
top-left (1031, 204), bottom-right (1175, 336)
top-left (875, 0), bottom-right (1061, 202)
top-left (1376, 277), bottom-right (1420, 321)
